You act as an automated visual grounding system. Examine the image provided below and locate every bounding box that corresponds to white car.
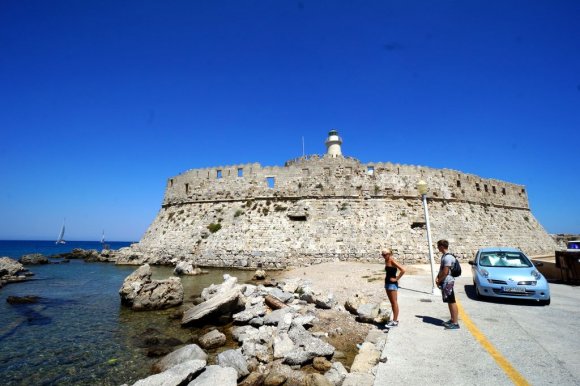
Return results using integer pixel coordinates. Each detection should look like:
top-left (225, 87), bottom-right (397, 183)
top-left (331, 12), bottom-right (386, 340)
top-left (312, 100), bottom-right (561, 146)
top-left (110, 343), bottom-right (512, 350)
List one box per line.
top-left (469, 247), bottom-right (550, 305)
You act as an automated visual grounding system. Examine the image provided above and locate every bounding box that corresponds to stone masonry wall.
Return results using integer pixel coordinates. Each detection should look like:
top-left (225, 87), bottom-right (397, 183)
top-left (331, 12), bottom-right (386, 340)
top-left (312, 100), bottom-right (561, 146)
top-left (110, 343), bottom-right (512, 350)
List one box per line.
top-left (128, 155), bottom-right (556, 268)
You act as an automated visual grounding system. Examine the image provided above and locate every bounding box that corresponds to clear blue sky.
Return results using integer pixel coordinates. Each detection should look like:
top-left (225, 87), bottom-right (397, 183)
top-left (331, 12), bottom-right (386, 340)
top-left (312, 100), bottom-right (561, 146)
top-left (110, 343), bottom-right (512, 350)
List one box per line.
top-left (1, 1), bottom-right (579, 241)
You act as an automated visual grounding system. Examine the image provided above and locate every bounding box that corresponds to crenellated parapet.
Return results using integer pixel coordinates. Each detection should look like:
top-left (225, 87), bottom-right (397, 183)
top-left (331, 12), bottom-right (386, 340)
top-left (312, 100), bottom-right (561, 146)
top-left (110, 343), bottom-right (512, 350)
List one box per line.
top-left (162, 155), bottom-right (528, 210)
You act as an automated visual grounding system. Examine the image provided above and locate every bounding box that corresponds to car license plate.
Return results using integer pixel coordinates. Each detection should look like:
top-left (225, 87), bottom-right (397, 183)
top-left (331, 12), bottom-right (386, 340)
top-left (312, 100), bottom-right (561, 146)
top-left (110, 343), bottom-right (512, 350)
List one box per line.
top-left (502, 286), bottom-right (526, 293)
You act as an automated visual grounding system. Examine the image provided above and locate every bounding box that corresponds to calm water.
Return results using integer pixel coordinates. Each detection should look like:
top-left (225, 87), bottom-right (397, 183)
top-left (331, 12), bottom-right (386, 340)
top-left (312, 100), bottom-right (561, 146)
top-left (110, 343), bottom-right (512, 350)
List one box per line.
top-left (0, 240), bottom-right (256, 385)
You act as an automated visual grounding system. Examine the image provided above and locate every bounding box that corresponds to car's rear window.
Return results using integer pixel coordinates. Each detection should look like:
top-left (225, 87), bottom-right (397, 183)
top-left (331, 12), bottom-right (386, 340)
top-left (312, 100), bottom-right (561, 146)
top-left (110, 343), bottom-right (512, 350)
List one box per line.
top-left (478, 252), bottom-right (532, 268)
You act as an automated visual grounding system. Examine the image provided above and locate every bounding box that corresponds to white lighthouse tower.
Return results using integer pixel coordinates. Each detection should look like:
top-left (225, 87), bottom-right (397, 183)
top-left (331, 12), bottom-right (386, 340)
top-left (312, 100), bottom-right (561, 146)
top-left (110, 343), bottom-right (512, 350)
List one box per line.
top-left (325, 129), bottom-right (343, 158)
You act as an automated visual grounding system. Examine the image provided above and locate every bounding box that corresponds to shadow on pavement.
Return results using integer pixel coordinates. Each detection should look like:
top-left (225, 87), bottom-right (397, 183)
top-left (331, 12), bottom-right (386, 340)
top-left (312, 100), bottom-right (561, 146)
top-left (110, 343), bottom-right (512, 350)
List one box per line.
top-left (415, 315), bottom-right (445, 326)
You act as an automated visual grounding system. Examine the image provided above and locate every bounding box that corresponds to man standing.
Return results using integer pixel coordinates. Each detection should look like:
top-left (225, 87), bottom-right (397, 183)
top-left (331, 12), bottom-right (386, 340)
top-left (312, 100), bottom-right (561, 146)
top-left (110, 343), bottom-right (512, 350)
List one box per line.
top-left (435, 239), bottom-right (459, 330)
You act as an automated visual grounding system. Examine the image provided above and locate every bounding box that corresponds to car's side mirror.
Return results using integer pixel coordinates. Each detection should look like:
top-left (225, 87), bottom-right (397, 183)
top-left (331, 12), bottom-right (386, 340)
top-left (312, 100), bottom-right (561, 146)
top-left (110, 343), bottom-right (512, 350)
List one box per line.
top-left (468, 260), bottom-right (475, 266)
top-left (534, 262), bottom-right (544, 267)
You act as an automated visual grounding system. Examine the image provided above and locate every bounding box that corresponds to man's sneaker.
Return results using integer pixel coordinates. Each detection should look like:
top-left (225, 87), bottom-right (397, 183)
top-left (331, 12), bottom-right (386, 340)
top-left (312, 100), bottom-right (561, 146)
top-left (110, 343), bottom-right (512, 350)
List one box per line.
top-left (444, 323), bottom-right (460, 330)
top-left (385, 320), bottom-right (399, 328)
top-left (442, 320), bottom-right (453, 327)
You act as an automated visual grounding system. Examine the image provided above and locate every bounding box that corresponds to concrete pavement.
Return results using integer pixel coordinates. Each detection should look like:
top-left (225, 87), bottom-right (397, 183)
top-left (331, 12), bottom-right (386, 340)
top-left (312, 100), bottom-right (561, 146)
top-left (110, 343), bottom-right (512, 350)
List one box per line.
top-left (374, 266), bottom-right (513, 386)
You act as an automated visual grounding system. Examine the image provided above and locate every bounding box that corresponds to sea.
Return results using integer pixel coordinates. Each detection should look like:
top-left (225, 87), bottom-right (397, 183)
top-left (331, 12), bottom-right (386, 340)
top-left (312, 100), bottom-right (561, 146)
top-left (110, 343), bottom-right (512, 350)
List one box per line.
top-left (0, 240), bottom-right (256, 386)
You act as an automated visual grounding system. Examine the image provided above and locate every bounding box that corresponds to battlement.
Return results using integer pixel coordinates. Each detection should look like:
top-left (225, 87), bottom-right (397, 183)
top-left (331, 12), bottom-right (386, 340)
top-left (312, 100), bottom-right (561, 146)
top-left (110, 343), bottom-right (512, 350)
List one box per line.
top-left (163, 155), bottom-right (528, 210)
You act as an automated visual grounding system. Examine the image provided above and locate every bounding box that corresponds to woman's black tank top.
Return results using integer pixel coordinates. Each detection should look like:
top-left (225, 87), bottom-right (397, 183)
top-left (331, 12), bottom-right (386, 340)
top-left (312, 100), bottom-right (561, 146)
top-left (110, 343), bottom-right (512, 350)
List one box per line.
top-left (385, 265), bottom-right (398, 284)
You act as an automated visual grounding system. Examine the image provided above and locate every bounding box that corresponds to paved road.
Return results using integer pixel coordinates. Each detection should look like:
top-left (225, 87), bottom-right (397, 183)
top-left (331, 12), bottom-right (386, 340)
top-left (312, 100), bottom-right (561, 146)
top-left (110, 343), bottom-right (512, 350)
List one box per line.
top-left (374, 268), bottom-right (580, 385)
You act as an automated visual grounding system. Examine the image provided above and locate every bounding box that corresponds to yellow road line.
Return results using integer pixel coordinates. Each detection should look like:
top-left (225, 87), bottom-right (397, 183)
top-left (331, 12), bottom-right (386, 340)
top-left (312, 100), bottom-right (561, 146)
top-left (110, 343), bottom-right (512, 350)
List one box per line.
top-left (457, 299), bottom-right (530, 386)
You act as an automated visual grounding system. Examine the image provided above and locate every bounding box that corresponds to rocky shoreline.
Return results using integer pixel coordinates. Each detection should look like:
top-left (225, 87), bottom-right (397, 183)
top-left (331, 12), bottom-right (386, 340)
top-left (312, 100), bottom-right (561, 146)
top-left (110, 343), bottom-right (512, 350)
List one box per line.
top-left (2, 248), bottom-right (392, 385)
top-left (119, 264), bottom-right (391, 386)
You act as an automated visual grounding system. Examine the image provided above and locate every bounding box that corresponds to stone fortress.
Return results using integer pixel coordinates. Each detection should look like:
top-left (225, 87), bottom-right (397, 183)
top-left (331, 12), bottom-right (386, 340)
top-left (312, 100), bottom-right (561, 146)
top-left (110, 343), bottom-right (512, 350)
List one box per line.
top-left (119, 130), bottom-right (557, 268)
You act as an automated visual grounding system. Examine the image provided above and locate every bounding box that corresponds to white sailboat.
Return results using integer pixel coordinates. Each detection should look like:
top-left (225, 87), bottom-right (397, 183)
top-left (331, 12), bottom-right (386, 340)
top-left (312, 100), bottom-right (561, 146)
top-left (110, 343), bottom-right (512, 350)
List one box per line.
top-left (56, 220), bottom-right (66, 244)
top-left (101, 230), bottom-right (105, 244)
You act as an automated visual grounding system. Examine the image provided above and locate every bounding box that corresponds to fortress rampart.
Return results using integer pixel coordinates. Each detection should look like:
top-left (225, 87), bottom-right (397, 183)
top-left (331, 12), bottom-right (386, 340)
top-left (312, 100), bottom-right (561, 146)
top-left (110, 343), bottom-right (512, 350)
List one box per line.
top-left (122, 132), bottom-right (556, 268)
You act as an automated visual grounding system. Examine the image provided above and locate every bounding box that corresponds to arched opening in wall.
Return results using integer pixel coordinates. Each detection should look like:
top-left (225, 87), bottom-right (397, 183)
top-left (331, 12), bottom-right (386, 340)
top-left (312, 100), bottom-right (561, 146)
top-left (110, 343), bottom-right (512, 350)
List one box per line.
top-left (502, 187), bottom-right (506, 195)
top-left (169, 179), bottom-right (174, 187)
top-left (238, 168), bottom-right (243, 177)
top-left (492, 186), bottom-right (496, 194)
top-left (367, 166), bottom-right (375, 176)
top-left (267, 176), bottom-right (275, 188)
top-left (457, 180), bottom-right (461, 188)
top-left (476, 183), bottom-right (481, 191)
top-left (185, 183), bottom-right (190, 195)
top-left (484, 184), bottom-right (488, 192)
top-left (217, 170), bottom-right (222, 179)
top-left (411, 222), bottom-right (426, 229)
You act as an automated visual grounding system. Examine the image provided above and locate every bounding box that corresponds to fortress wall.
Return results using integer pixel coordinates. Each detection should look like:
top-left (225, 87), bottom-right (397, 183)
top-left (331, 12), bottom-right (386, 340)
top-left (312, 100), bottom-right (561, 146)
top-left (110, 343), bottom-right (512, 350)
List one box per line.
top-left (134, 193), bottom-right (555, 268)
top-left (123, 155), bottom-right (554, 268)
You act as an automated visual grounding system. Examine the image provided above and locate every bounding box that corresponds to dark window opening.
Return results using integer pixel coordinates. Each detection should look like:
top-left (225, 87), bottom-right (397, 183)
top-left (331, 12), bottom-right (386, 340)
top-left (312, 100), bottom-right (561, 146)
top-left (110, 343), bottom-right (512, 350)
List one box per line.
top-left (476, 183), bottom-right (481, 191)
top-left (521, 188), bottom-right (526, 194)
top-left (288, 214), bottom-right (307, 221)
top-left (492, 186), bottom-right (496, 194)
top-left (185, 183), bottom-right (190, 194)
top-left (411, 222), bottom-right (426, 229)
top-left (457, 180), bottom-right (461, 187)
top-left (502, 187), bottom-right (506, 195)
top-left (367, 166), bottom-right (375, 176)
top-left (169, 179), bottom-right (174, 187)
top-left (484, 184), bottom-right (488, 192)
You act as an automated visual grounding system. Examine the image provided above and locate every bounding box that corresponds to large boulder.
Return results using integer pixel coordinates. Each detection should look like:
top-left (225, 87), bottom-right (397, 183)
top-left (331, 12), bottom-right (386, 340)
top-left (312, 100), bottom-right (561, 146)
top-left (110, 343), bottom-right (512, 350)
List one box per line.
top-left (188, 365), bottom-right (237, 386)
top-left (182, 286), bottom-right (244, 326)
top-left (19, 254), bottom-right (49, 265)
top-left (119, 264), bottom-right (183, 310)
top-left (0, 257), bottom-right (25, 277)
top-left (153, 344), bottom-right (208, 373)
top-left (133, 359), bottom-right (206, 386)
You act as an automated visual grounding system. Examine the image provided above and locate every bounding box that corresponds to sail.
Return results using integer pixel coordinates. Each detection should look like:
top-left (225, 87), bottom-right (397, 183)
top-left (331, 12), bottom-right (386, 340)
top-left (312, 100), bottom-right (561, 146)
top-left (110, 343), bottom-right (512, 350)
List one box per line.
top-left (56, 221), bottom-right (66, 244)
top-left (101, 231), bottom-right (105, 244)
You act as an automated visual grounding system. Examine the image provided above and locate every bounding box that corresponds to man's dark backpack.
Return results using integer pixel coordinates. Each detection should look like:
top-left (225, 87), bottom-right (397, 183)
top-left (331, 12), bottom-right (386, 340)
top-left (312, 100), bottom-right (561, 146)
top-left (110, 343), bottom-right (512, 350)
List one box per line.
top-left (448, 254), bottom-right (462, 277)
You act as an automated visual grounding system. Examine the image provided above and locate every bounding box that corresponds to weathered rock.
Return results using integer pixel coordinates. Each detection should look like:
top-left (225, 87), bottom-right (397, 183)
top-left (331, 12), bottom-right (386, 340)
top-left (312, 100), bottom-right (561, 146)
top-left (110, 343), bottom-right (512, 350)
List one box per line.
top-left (6, 295), bottom-right (41, 304)
top-left (188, 365), bottom-right (237, 386)
top-left (152, 344), bottom-right (207, 373)
top-left (198, 329), bottom-right (226, 349)
top-left (217, 349), bottom-right (250, 379)
top-left (174, 262), bottom-right (206, 276)
top-left (273, 332), bottom-right (295, 359)
top-left (267, 288), bottom-right (294, 303)
top-left (182, 287), bottom-right (243, 326)
top-left (350, 342), bottom-right (380, 373)
top-left (305, 373), bottom-right (333, 386)
top-left (312, 357), bottom-right (332, 372)
top-left (284, 324), bottom-right (335, 365)
top-left (201, 274), bottom-right (239, 301)
top-left (314, 292), bottom-right (335, 309)
top-left (231, 325), bottom-right (259, 342)
top-left (263, 307), bottom-right (294, 326)
top-left (252, 269), bottom-right (266, 280)
top-left (0, 257), bottom-right (25, 277)
top-left (341, 372), bottom-right (375, 386)
top-left (19, 254), bottom-right (49, 265)
top-left (238, 371), bottom-right (265, 386)
top-left (344, 292), bottom-right (368, 314)
top-left (133, 359), bottom-right (206, 386)
top-left (119, 264), bottom-right (184, 310)
top-left (324, 361), bottom-right (348, 386)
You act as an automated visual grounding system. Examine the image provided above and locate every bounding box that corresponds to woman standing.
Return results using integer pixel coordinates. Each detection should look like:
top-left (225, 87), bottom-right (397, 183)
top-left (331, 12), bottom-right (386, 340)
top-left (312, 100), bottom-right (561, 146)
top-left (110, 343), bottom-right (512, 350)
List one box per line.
top-left (382, 248), bottom-right (406, 328)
